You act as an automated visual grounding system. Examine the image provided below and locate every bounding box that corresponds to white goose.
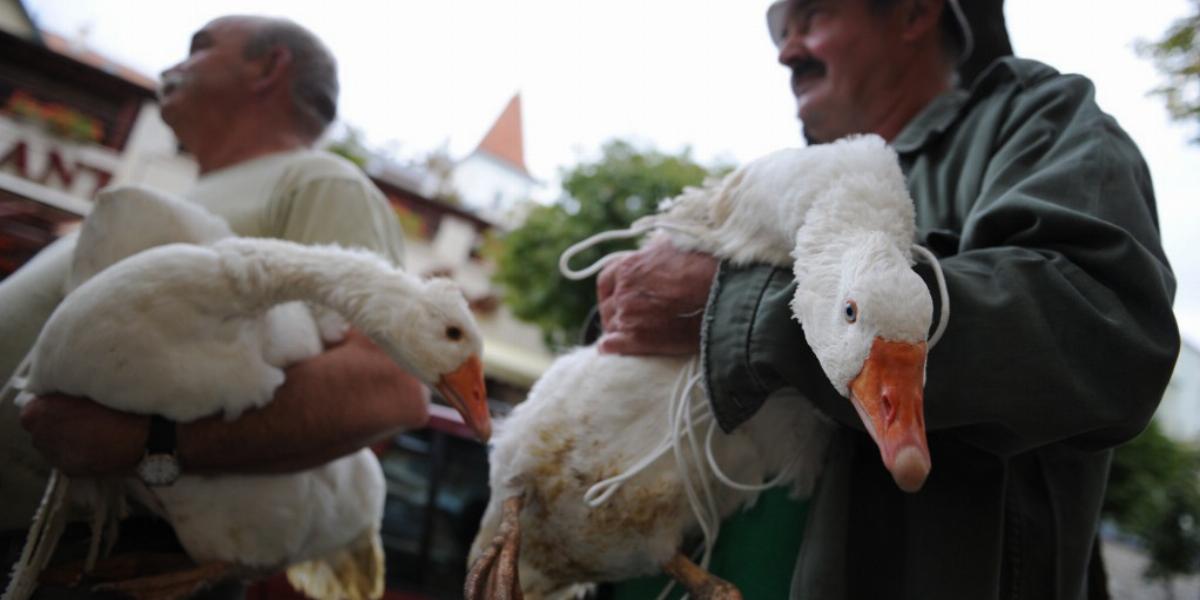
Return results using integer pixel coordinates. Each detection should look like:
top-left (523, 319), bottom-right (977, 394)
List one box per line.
top-left (1, 186), bottom-right (491, 600)
top-left (467, 135), bottom-right (944, 599)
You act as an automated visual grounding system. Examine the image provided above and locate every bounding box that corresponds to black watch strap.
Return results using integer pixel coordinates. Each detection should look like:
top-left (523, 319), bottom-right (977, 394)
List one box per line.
top-left (146, 415), bottom-right (177, 455)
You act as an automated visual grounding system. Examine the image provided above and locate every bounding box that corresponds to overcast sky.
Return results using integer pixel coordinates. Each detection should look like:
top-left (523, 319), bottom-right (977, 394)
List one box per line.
top-left (23, 0), bottom-right (1200, 347)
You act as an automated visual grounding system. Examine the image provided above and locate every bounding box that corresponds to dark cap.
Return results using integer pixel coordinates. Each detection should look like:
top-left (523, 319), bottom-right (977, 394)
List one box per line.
top-left (766, 0), bottom-right (1012, 85)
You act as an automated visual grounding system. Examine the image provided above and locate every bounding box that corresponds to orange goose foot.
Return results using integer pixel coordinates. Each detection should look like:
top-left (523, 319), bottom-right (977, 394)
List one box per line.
top-left (90, 560), bottom-right (238, 600)
top-left (662, 552), bottom-right (743, 600)
top-left (465, 495), bottom-right (524, 600)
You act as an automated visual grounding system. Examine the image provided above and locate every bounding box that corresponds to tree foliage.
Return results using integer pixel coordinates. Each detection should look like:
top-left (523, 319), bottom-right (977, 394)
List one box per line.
top-left (1104, 420), bottom-right (1200, 583)
top-left (494, 140), bottom-right (722, 349)
top-left (419, 142), bottom-right (463, 206)
top-left (325, 124), bottom-right (371, 169)
top-left (325, 126), bottom-right (461, 205)
top-left (1139, 0), bottom-right (1200, 143)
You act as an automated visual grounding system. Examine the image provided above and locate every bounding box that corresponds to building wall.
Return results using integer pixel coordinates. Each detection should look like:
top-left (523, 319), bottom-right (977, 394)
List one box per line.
top-left (112, 102), bottom-right (198, 195)
top-left (0, 117), bottom-right (123, 199)
top-left (402, 229), bottom-right (551, 388)
top-left (377, 180), bottom-right (553, 389)
top-left (0, 0), bottom-right (34, 39)
top-left (1, 103), bottom-right (196, 204)
top-left (452, 152), bottom-right (534, 226)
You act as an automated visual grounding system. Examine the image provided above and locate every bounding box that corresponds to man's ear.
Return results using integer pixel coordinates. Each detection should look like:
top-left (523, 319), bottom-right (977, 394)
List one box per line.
top-left (899, 0), bottom-right (944, 41)
top-left (251, 45), bottom-right (294, 94)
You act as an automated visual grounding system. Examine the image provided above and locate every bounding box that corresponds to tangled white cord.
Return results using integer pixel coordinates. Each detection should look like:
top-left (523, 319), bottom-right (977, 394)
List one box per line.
top-left (583, 357), bottom-right (779, 600)
top-left (912, 244), bottom-right (950, 349)
top-left (0, 350), bottom-right (32, 409)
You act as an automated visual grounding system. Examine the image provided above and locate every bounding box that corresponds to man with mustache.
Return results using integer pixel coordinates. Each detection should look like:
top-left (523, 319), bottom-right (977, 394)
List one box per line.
top-left (597, 0), bottom-right (1178, 597)
top-left (0, 15), bottom-right (426, 596)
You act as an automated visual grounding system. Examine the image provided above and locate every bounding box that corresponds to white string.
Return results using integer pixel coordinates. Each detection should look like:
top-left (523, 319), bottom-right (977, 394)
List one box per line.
top-left (2, 470), bottom-right (69, 600)
top-left (558, 225), bottom-right (650, 281)
top-left (557, 218), bottom-right (710, 281)
top-left (704, 420), bottom-right (799, 492)
top-left (0, 350), bottom-right (33, 408)
top-left (665, 361), bottom-right (715, 600)
top-left (671, 364), bottom-right (716, 561)
top-left (911, 244), bottom-right (950, 349)
top-left (653, 362), bottom-right (707, 600)
top-left (585, 356), bottom-right (798, 600)
top-left (582, 360), bottom-right (695, 507)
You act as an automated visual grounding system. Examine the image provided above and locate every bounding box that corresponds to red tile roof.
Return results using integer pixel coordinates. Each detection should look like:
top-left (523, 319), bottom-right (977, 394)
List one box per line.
top-left (40, 29), bottom-right (158, 92)
top-left (474, 94), bottom-right (529, 177)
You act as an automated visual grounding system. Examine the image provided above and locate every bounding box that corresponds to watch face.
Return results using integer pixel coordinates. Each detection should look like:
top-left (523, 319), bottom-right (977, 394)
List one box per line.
top-left (137, 454), bottom-right (181, 486)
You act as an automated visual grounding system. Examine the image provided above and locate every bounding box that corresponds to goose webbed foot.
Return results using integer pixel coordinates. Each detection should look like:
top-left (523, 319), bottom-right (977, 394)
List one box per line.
top-left (35, 551), bottom-right (193, 588)
top-left (662, 552), bottom-right (743, 600)
top-left (89, 560), bottom-right (237, 600)
top-left (465, 495), bottom-right (524, 600)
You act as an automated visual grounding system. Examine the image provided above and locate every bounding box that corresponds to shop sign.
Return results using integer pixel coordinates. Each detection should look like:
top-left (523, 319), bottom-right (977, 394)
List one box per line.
top-left (0, 118), bottom-right (119, 200)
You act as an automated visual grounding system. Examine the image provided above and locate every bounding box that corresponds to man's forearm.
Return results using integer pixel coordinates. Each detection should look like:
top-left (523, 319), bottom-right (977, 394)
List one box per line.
top-left (178, 330), bottom-right (430, 474)
top-left (22, 330), bottom-right (430, 477)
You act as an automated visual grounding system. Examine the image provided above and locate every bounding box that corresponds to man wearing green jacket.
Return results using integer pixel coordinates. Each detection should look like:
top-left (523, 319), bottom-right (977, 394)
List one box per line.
top-left (596, 0), bottom-right (1180, 597)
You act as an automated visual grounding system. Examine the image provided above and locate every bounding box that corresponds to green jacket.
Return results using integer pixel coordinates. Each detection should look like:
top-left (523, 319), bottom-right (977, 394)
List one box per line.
top-left (703, 57), bottom-right (1179, 599)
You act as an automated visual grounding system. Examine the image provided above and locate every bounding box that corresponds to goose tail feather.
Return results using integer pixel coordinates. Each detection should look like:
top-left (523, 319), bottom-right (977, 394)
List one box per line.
top-left (285, 528), bottom-right (384, 600)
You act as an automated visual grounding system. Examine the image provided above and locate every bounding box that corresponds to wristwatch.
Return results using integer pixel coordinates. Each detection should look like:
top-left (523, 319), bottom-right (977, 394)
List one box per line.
top-left (136, 415), bottom-right (181, 486)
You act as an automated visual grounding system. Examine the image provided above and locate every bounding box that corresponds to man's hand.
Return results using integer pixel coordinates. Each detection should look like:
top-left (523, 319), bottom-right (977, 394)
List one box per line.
top-left (179, 329), bottom-right (430, 474)
top-left (596, 238), bottom-right (718, 356)
top-left (20, 394), bottom-right (148, 477)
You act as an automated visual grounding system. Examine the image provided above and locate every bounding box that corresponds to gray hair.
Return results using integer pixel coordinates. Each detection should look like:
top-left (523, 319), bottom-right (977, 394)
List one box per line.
top-left (242, 17), bottom-right (339, 139)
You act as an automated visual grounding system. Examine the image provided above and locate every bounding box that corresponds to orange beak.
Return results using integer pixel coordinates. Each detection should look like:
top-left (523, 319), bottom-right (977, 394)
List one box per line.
top-left (848, 338), bottom-right (931, 493)
top-left (436, 355), bottom-right (491, 442)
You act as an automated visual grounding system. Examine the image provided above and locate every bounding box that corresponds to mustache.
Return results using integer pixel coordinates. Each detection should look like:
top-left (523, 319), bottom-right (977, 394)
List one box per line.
top-left (789, 59), bottom-right (827, 85)
top-left (158, 72), bottom-right (187, 102)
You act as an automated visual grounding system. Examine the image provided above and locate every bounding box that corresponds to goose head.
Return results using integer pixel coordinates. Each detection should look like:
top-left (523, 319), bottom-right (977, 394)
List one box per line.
top-left (363, 277), bottom-right (491, 441)
top-left (794, 231), bottom-right (932, 491)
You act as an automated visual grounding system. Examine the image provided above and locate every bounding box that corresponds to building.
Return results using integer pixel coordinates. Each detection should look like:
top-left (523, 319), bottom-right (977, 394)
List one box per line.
top-left (0, 22), bottom-right (194, 273)
top-left (450, 94), bottom-right (538, 227)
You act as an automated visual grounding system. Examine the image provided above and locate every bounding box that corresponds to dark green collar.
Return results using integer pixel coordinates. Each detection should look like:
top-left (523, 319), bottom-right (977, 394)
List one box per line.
top-left (891, 57), bottom-right (1024, 156)
top-left (890, 89), bottom-right (970, 155)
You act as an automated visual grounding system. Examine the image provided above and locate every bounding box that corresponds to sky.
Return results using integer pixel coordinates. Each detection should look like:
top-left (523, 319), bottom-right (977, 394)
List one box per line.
top-left (22, 0), bottom-right (1200, 347)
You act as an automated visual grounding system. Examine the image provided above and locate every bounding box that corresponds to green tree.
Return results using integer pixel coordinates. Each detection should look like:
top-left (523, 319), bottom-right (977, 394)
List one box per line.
top-left (1139, 1), bottom-right (1200, 143)
top-left (325, 124), bottom-right (371, 169)
top-left (419, 142), bottom-right (463, 206)
top-left (1104, 420), bottom-right (1200, 589)
top-left (494, 140), bottom-right (722, 349)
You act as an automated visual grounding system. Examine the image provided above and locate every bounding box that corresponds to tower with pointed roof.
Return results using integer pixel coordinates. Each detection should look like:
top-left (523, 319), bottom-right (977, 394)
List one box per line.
top-left (452, 94), bottom-right (536, 224)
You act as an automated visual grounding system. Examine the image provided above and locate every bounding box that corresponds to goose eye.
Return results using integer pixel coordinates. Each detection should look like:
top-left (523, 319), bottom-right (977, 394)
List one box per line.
top-left (843, 300), bottom-right (858, 324)
top-left (446, 326), bottom-right (463, 341)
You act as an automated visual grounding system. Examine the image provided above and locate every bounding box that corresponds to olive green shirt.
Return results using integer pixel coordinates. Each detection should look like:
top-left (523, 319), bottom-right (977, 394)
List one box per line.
top-left (703, 58), bottom-right (1179, 599)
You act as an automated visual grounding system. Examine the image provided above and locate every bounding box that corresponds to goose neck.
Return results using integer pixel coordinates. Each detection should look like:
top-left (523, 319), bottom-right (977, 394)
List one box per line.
top-left (217, 238), bottom-right (414, 328)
